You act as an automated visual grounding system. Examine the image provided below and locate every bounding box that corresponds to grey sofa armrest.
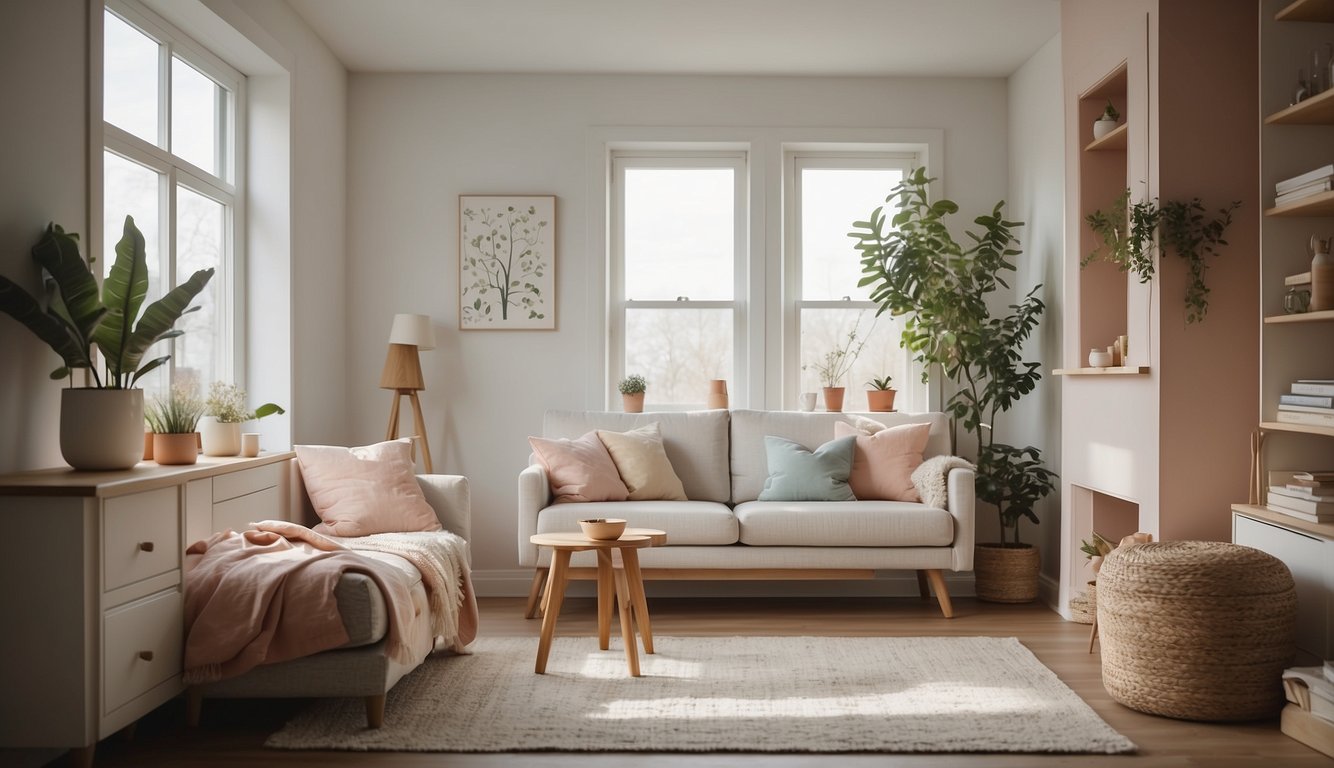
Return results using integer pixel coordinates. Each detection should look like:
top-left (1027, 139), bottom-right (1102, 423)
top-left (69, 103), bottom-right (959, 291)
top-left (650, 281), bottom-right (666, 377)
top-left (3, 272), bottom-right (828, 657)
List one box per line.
top-left (517, 463), bottom-right (549, 567)
top-left (415, 474), bottom-right (470, 544)
top-left (946, 466), bottom-right (976, 571)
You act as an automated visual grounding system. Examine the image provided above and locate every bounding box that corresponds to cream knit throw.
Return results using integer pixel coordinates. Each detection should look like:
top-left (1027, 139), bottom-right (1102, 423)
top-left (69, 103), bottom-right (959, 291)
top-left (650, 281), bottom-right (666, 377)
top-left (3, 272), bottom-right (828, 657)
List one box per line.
top-left (337, 531), bottom-right (470, 652)
top-left (911, 455), bottom-right (974, 508)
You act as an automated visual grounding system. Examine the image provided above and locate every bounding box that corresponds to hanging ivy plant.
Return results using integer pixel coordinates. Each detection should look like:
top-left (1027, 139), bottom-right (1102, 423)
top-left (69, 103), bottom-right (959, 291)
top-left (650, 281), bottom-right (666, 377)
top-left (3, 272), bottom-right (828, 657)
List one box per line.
top-left (1159, 198), bottom-right (1240, 324)
top-left (1082, 188), bottom-right (1160, 284)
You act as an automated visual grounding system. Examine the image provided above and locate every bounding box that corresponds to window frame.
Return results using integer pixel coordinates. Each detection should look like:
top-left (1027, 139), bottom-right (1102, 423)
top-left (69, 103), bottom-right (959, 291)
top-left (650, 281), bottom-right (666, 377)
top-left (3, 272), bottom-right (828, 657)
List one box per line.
top-left (608, 150), bottom-right (749, 409)
top-left (782, 150), bottom-right (927, 412)
top-left (101, 0), bottom-right (246, 390)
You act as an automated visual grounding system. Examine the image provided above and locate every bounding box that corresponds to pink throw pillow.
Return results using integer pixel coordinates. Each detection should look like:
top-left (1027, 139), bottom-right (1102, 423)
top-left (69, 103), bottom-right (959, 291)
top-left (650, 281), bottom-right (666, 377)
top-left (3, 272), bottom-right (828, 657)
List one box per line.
top-left (528, 431), bottom-right (629, 504)
top-left (294, 439), bottom-right (442, 537)
top-left (833, 421), bottom-right (932, 502)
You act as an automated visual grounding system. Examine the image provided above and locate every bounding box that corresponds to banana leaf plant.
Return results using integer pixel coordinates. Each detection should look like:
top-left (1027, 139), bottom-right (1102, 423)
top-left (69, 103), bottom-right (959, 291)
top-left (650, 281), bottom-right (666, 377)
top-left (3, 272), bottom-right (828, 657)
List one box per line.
top-left (0, 216), bottom-right (214, 388)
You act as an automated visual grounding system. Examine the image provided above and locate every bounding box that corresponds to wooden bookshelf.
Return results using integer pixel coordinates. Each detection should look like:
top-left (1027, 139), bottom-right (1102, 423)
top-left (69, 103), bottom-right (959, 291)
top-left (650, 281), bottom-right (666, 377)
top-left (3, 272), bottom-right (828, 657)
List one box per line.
top-left (1266, 189), bottom-right (1334, 217)
top-left (1275, 0), bottom-right (1334, 22)
top-left (1264, 309), bottom-right (1334, 323)
top-left (1265, 87), bottom-right (1334, 125)
top-left (1052, 366), bottom-right (1150, 376)
top-left (1261, 420), bottom-right (1334, 438)
top-left (1083, 123), bottom-right (1127, 151)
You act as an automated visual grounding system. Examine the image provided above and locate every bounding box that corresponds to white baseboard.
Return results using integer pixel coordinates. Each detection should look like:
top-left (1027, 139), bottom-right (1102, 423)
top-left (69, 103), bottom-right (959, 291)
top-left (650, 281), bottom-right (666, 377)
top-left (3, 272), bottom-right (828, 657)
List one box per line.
top-left (472, 569), bottom-right (979, 599)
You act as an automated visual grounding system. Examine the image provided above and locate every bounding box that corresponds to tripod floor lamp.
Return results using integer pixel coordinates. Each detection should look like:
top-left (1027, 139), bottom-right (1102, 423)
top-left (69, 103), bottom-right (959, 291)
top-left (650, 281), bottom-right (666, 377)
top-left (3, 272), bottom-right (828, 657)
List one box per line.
top-left (380, 313), bottom-right (436, 473)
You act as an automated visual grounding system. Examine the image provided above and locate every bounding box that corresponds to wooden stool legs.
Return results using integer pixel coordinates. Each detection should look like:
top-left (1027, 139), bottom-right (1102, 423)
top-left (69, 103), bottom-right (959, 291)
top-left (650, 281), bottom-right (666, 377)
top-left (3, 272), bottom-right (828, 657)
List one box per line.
top-left (534, 550), bottom-right (571, 674)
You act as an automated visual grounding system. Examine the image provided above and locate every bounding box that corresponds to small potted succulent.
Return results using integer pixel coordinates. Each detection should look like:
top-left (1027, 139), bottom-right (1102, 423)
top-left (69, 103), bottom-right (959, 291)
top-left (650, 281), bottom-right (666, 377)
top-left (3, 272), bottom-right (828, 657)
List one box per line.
top-left (144, 384), bottom-right (206, 465)
top-left (618, 374), bottom-right (647, 413)
top-left (199, 381), bottom-right (285, 456)
top-left (1093, 99), bottom-right (1120, 140)
top-left (866, 375), bottom-right (897, 412)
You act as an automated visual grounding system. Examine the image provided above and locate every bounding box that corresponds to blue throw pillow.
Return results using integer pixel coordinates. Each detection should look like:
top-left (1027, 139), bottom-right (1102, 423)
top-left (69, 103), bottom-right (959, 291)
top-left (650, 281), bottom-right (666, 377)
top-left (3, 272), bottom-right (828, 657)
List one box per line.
top-left (757, 435), bottom-right (857, 502)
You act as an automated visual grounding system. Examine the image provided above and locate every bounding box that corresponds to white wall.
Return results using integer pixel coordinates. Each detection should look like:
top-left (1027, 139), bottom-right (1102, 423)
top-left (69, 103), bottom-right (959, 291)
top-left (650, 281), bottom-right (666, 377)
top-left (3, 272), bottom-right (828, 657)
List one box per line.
top-left (0, 0), bottom-right (89, 474)
top-left (1006, 36), bottom-right (1066, 589)
top-left (346, 73), bottom-right (1011, 588)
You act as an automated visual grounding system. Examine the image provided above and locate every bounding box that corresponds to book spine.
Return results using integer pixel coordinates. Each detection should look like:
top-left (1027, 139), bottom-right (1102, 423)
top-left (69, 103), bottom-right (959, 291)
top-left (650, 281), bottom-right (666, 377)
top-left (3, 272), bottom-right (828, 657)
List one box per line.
top-left (1277, 410), bottom-right (1334, 426)
top-left (1293, 383), bottom-right (1334, 397)
top-left (1283, 485), bottom-right (1334, 501)
top-left (1277, 165), bottom-right (1334, 193)
top-left (1281, 394), bottom-right (1334, 407)
top-left (1276, 180), bottom-right (1334, 204)
top-left (1265, 504), bottom-right (1328, 523)
top-left (1267, 493), bottom-right (1334, 515)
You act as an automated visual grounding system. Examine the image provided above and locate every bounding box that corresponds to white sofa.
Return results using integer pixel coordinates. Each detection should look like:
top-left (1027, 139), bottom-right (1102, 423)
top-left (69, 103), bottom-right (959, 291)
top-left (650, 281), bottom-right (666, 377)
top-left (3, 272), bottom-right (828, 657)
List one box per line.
top-left (518, 409), bottom-right (974, 617)
top-left (188, 465), bottom-right (470, 729)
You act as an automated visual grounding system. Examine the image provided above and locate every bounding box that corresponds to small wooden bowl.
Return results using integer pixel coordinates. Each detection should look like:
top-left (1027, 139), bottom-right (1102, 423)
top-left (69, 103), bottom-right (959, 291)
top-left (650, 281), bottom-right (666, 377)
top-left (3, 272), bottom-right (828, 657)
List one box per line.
top-left (579, 518), bottom-right (627, 540)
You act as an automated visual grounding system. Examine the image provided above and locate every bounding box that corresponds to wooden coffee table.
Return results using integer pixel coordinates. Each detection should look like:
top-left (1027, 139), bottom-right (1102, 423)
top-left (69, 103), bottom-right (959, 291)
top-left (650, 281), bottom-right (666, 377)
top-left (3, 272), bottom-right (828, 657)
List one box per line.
top-left (529, 528), bottom-right (666, 676)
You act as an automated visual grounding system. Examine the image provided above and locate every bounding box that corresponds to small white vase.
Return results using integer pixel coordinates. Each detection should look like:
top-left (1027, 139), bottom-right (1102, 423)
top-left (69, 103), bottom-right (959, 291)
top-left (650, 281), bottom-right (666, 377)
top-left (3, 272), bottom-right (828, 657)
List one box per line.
top-left (60, 388), bottom-right (145, 470)
top-left (1093, 119), bottom-right (1118, 139)
top-left (198, 416), bottom-right (242, 456)
top-left (1088, 348), bottom-right (1113, 368)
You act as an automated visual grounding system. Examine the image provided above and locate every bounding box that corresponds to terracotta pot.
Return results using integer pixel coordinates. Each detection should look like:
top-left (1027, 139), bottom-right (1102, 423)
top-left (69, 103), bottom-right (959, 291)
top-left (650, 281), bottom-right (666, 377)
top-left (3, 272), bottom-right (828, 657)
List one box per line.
top-left (153, 433), bottom-right (200, 465)
top-left (866, 389), bottom-right (897, 412)
top-left (622, 392), bottom-right (645, 413)
top-left (822, 386), bottom-right (845, 412)
top-left (143, 431), bottom-right (154, 461)
top-left (973, 543), bottom-right (1040, 603)
top-left (59, 388), bottom-right (145, 470)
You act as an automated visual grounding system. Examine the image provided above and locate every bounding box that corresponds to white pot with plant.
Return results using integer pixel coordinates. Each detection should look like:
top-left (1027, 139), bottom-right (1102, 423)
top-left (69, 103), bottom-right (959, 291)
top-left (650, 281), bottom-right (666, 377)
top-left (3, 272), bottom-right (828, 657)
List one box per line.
top-left (145, 384), bottom-right (206, 466)
top-left (199, 381), bottom-right (285, 456)
top-left (0, 217), bottom-right (213, 470)
top-left (618, 374), bottom-right (647, 413)
top-left (1093, 99), bottom-right (1120, 140)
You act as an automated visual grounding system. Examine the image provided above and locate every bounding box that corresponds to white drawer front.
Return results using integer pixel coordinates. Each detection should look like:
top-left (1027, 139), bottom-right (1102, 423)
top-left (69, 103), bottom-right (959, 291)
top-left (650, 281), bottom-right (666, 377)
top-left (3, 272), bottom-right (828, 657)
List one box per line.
top-left (212, 485), bottom-right (281, 534)
top-left (103, 589), bottom-right (183, 714)
top-left (212, 463), bottom-right (280, 503)
top-left (104, 487), bottom-right (180, 592)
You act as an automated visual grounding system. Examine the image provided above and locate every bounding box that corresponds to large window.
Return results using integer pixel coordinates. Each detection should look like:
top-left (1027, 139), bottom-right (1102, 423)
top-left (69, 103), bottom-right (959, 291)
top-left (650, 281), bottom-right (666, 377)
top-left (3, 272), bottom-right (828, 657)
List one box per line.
top-left (787, 154), bottom-right (924, 412)
top-left (610, 153), bottom-right (746, 408)
top-left (102, 1), bottom-right (243, 397)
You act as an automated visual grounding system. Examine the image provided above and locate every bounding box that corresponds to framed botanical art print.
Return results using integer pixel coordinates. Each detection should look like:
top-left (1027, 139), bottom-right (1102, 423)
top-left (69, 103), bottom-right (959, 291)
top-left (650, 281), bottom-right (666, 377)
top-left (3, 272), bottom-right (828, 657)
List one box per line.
top-left (458, 194), bottom-right (556, 330)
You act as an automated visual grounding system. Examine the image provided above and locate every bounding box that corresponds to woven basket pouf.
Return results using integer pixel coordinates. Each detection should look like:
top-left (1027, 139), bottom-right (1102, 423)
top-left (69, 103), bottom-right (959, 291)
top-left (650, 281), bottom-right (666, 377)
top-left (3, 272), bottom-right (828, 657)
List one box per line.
top-left (1097, 541), bottom-right (1296, 721)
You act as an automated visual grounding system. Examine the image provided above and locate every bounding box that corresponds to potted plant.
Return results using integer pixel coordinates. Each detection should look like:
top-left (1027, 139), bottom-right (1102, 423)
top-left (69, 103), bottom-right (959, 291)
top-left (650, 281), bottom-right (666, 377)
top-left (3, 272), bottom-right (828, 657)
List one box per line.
top-left (1093, 99), bottom-right (1120, 139)
top-left (851, 167), bottom-right (1055, 602)
top-left (805, 325), bottom-right (867, 413)
top-left (866, 375), bottom-right (896, 412)
top-left (0, 217), bottom-right (213, 470)
top-left (618, 374), bottom-right (647, 413)
top-left (199, 381), bottom-right (285, 456)
top-left (144, 384), bottom-right (206, 465)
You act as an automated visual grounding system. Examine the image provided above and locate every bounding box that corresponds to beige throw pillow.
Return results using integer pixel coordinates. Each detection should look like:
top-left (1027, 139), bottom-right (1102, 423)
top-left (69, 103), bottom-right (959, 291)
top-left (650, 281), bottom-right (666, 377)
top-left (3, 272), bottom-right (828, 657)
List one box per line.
top-left (596, 423), bottom-right (688, 501)
top-left (294, 438), bottom-right (442, 537)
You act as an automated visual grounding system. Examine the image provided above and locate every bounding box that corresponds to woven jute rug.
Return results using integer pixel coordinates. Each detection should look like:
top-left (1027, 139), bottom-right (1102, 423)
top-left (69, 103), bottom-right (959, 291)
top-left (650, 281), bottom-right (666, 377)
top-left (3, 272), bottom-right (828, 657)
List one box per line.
top-left (267, 635), bottom-right (1135, 754)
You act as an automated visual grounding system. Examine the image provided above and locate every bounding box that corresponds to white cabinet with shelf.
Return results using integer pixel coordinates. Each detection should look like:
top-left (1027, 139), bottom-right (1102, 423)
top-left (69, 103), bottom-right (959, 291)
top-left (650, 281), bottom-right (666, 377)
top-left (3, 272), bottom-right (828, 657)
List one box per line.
top-left (1233, 505), bottom-right (1334, 661)
top-left (0, 453), bottom-right (293, 765)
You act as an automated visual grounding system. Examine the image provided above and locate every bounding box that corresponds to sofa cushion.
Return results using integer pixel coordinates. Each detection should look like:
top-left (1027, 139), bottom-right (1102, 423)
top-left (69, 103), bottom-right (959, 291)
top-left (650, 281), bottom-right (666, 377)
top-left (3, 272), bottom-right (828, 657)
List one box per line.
top-left (537, 501), bottom-right (738, 545)
top-left (333, 550), bottom-right (425, 648)
top-left (295, 439), bottom-right (443, 537)
top-left (729, 410), bottom-right (950, 504)
top-left (758, 435), bottom-right (857, 502)
top-left (834, 420), bottom-right (931, 502)
top-left (734, 500), bottom-right (955, 547)
top-left (597, 423), bottom-right (688, 501)
top-left (529, 432), bottom-right (629, 503)
top-left (544, 410), bottom-right (731, 502)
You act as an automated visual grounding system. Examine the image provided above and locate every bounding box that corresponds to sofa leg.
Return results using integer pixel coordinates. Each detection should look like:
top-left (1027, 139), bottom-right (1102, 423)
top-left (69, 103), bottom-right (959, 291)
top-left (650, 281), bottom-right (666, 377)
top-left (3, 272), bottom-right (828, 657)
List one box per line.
top-left (924, 569), bottom-right (954, 618)
top-left (185, 687), bottom-right (203, 727)
top-left (365, 694), bottom-right (386, 729)
top-left (915, 570), bottom-right (930, 599)
top-left (524, 568), bottom-right (548, 619)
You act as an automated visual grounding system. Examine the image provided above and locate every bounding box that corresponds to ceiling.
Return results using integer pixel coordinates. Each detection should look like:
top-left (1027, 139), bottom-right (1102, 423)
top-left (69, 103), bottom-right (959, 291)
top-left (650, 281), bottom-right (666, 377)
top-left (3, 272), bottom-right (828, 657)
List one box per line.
top-left (287, 0), bottom-right (1060, 77)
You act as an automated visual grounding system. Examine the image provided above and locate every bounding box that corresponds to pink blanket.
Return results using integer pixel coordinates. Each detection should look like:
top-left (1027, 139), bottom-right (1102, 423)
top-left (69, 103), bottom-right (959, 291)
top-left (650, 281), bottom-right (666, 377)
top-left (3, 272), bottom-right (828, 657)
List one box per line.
top-left (183, 526), bottom-right (416, 684)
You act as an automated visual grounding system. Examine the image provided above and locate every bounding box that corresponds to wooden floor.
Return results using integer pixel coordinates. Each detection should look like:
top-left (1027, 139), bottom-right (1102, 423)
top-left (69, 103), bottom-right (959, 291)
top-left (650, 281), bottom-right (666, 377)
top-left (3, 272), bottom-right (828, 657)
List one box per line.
top-left (81, 595), bottom-right (1325, 768)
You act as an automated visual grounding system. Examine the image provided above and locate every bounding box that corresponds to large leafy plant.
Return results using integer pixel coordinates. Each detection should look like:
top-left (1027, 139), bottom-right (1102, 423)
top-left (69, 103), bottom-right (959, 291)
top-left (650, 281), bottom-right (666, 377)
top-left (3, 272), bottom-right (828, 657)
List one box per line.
top-left (0, 216), bottom-right (213, 388)
top-left (849, 167), bottom-right (1055, 544)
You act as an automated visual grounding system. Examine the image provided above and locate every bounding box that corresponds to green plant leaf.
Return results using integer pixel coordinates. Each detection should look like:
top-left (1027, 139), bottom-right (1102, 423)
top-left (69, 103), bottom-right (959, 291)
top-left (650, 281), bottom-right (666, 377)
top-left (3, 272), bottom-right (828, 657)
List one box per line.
top-left (30, 223), bottom-right (105, 342)
top-left (92, 216), bottom-right (151, 384)
top-left (121, 267), bottom-right (215, 378)
top-left (0, 275), bottom-right (93, 371)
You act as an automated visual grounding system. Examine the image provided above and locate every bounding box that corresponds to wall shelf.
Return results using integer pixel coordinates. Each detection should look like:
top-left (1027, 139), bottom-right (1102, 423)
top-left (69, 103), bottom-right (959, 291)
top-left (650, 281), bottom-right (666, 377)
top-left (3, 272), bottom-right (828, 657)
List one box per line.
top-left (1265, 189), bottom-right (1334, 216)
top-left (1265, 87), bottom-right (1334, 125)
top-left (1275, 0), bottom-right (1334, 22)
top-left (1263, 309), bottom-right (1334, 323)
top-left (1261, 420), bottom-right (1334, 438)
top-left (1053, 366), bottom-right (1150, 376)
top-left (1287, 271), bottom-right (1313, 285)
top-left (1083, 123), bottom-right (1127, 151)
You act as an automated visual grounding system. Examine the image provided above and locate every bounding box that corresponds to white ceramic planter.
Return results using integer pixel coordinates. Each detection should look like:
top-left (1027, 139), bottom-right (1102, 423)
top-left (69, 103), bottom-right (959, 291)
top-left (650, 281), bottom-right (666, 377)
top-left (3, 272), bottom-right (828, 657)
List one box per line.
top-left (198, 416), bottom-right (243, 456)
top-left (60, 388), bottom-right (145, 470)
top-left (1093, 119), bottom-right (1119, 139)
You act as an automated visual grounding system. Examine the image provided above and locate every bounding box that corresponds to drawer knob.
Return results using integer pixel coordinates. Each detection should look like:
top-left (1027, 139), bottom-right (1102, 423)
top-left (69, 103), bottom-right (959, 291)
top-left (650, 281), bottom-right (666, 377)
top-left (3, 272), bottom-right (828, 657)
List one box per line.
top-left (138, 650), bottom-right (154, 662)
top-left (138, 541), bottom-right (155, 553)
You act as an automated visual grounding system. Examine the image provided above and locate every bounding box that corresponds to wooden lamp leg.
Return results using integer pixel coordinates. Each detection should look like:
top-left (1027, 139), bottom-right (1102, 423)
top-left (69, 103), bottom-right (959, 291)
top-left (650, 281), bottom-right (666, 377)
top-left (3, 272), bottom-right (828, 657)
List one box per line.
top-left (407, 390), bottom-right (433, 473)
top-left (384, 392), bottom-right (403, 441)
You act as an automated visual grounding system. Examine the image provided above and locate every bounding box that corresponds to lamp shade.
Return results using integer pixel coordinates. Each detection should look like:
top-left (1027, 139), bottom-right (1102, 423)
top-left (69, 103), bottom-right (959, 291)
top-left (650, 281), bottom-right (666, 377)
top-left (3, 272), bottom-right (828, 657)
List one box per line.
top-left (388, 313), bottom-right (436, 350)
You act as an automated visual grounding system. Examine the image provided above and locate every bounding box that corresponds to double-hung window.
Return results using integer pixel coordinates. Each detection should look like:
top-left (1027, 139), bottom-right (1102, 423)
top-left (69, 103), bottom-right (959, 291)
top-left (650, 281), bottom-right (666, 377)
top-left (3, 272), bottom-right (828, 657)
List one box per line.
top-left (609, 152), bottom-right (747, 408)
top-left (787, 153), bottom-right (924, 412)
top-left (102, 1), bottom-right (244, 397)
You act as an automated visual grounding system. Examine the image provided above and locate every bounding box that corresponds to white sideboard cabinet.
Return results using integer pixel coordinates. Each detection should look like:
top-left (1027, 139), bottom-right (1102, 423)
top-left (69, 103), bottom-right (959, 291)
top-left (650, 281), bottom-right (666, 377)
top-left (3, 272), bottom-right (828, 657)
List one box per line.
top-left (1233, 505), bottom-right (1334, 662)
top-left (0, 453), bottom-right (294, 766)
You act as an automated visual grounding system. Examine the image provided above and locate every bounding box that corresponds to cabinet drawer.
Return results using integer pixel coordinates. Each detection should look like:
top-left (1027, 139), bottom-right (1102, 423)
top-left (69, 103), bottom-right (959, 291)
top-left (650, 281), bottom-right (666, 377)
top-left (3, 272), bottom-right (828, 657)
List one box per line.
top-left (104, 487), bottom-right (180, 592)
top-left (103, 589), bottom-right (182, 714)
top-left (212, 485), bottom-right (281, 533)
top-left (213, 463), bottom-right (280, 503)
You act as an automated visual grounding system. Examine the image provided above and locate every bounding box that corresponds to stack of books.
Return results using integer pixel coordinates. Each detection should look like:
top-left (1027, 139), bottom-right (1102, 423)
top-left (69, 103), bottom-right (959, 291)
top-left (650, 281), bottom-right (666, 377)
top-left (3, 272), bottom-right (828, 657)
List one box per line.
top-left (1276, 164), bottom-right (1334, 207)
top-left (1283, 665), bottom-right (1334, 758)
top-left (1277, 380), bottom-right (1334, 428)
top-left (1268, 471), bottom-right (1334, 523)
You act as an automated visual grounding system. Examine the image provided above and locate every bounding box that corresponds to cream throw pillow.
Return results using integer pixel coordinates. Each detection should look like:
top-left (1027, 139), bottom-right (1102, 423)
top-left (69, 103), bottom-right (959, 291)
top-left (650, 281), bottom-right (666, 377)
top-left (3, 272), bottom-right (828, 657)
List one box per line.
top-left (294, 438), bottom-right (442, 537)
top-left (596, 423), bottom-right (688, 501)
